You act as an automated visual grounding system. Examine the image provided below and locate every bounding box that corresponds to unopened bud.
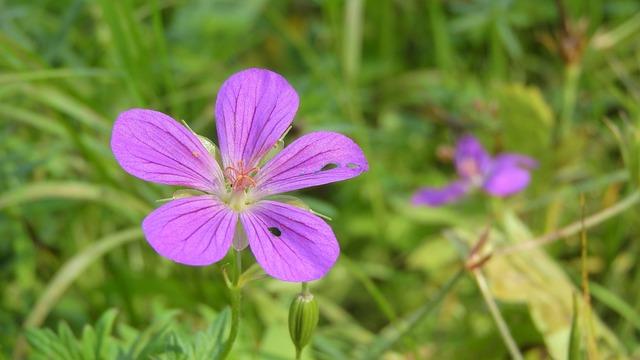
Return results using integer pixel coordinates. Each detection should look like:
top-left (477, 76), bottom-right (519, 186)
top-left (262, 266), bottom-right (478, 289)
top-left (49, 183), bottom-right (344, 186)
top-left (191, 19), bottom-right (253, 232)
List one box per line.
top-left (288, 291), bottom-right (319, 354)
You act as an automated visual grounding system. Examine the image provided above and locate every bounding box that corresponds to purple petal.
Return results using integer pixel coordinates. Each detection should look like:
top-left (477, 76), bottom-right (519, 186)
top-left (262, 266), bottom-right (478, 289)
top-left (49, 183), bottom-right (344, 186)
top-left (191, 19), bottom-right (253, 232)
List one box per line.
top-left (492, 153), bottom-right (538, 169)
top-left (455, 134), bottom-right (491, 178)
top-left (215, 68), bottom-right (299, 170)
top-left (482, 154), bottom-right (535, 196)
top-left (142, 195), bottom-right (237, 266)
top-left (240, 201), bottom-right (339, 282)
top-left (111, 109), bottom-right (224, 192)
top-left (253, 131), bottom-right (368, 197)
top-left (412, 180), bottom-right (470, 206)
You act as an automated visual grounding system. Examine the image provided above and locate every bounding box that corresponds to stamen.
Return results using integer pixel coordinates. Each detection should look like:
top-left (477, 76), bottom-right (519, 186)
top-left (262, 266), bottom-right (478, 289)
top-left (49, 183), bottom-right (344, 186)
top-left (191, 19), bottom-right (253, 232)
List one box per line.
top-left (224, 163), bottom-right (259, 191)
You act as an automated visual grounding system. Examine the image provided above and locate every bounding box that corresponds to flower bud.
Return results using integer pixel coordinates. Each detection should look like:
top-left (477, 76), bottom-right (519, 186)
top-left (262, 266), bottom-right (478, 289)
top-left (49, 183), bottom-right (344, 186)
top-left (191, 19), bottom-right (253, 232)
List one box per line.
top-left (288, 291), bottom-right (319, 354)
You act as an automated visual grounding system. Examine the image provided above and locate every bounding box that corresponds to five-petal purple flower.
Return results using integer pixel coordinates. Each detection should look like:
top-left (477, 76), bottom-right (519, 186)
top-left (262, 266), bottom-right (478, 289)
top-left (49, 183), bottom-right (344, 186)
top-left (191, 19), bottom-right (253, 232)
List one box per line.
top-left (412, 135), bottom-right (537, 206)
top-left (111, 68), bottom-right (368, 282)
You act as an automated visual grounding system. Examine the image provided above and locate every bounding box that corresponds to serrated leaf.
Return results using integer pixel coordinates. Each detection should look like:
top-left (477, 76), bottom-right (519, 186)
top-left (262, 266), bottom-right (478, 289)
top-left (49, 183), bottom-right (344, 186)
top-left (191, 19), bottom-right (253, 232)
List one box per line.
top-left (94, 308), bottom-right (118, 358)
top-left (25, 328), bottom-right (54, 354)
top-left (80, 325), bottom-right (97, 360)
top-left (209, 308), bottom-right (230, 359)
top-left (57, 322), bottom-right (81, 360)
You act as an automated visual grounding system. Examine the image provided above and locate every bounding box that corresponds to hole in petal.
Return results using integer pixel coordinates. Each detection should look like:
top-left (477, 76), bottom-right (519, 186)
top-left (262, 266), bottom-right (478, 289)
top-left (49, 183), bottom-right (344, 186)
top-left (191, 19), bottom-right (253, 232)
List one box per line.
top-left (268, 227), bottom-right (282, 237)
top-left (346, 163), bottom-right (359, 169)
top-left (320, 163), bottom-right (339, 171)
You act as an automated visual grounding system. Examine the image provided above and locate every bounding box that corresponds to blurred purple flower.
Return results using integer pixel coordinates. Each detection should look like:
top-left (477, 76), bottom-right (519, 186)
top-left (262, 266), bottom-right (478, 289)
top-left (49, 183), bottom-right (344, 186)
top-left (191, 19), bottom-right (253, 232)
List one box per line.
top-left (111, 68), bottom-right (368, 282)
top-left (412, 135), bottom-right (537, 207)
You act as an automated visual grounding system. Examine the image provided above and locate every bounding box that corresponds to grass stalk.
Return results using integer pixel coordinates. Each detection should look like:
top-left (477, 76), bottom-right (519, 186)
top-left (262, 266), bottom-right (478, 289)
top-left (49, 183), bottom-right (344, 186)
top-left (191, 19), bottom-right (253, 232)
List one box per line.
top-left (473, 270), bottom-right (524, 360)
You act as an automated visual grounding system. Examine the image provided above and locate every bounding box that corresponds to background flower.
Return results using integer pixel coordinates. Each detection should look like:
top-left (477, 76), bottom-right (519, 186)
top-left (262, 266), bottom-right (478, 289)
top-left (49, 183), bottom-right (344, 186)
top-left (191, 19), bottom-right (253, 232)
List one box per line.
top-left (413, 135), bottom-right (537, 206)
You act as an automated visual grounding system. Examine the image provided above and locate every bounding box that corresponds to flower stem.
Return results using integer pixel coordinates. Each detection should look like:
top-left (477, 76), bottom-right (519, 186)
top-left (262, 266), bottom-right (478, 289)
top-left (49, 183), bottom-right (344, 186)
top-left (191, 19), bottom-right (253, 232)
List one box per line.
top-left (301, 282), bottom-right (309, 295)
top-left (220, 250), bottom-right (242, 360)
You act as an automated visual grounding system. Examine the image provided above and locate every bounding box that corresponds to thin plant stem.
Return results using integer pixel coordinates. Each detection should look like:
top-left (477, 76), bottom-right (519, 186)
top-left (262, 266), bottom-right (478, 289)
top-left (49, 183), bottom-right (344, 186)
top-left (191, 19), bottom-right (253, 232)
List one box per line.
top-left (495, 191), bottom-right (640, 256)
top-left (473, 270), bottom-right (524, 360)
top-left (580, 195), bottom-right (600, 359)
top-left (235, 248), bottom-right (242, 282)
top-left (558, 63), bottom-right (581, 142)
top-left (360, 268), bottom-right (465, 359)
top-left (301, 282), bottom-right (309, 295)
top-left (219, 250), bottom-right (243, 360)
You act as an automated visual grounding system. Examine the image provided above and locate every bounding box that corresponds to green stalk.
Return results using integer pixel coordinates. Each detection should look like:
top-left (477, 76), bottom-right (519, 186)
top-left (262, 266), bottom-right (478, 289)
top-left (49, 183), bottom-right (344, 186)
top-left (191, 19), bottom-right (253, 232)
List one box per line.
top-left (558, 62), bottom-right (581, 143)
top-left (219, 250), bottom-right (242, 360)
top-left (474, 270), bottom-right (523, 360)
top-left (297, 281), bottom-right (310, 360)
top-left (428, 0), bottom-right (453, 71)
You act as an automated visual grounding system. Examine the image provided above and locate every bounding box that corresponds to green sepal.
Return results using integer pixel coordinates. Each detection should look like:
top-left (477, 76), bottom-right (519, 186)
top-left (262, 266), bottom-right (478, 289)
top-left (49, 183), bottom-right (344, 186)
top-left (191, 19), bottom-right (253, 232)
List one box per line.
top-left (259, 126), bottom-right (291, 166)
top-left (196, 135), bottom-right (219, 160)
top-left (156, 189), bottom-right (204, 203)
top-left (267, 195), bottom-right (333, 220)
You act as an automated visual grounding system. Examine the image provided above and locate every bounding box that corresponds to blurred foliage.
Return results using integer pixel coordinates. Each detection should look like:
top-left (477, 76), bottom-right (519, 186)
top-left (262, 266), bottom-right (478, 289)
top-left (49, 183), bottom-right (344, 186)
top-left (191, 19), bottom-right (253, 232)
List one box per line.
top-left (2, 0), bottom-right (640, 358)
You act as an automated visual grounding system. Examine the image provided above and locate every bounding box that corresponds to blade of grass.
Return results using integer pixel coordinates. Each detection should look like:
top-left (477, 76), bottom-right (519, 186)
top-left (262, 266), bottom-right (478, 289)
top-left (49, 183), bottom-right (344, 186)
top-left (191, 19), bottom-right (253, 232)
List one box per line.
top-left (20, 85), bottom-right (110, 133)
top-left (473, 269), bottom-right (524, 360)
top-left (359, 268), bottom-right (465, 359)
top-left (428, 0), bottom-right (454, 71)
top-left (0, 68), bottom-right (115, 85)
top-left (589, 282), bottom-right (640, 332)
top-left (568, 295), bottom-right (583, 360)
top-left (0, 181), bottom-right (151, 218)
top-left (0, 104), bottom-right (68, 137)
top-left (342, 257), bottom-right (397, 323)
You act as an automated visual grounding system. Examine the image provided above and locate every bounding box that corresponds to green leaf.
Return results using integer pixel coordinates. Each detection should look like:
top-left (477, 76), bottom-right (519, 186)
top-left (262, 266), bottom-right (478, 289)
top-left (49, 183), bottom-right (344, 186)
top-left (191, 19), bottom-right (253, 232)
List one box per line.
top-left (496, 84), bottom-right (554, 155)
top-left (449, 212), bottom-right (627, 360)
top-left (94, 309), bottom-right (119, 358)
top-left (567, 295), bottom-right (583, 360)
top-left (57, 322), bottom-right (81, 360)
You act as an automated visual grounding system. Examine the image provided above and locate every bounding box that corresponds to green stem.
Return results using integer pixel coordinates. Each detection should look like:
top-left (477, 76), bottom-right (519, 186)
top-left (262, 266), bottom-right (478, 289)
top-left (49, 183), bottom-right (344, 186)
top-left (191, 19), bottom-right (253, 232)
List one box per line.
top-left (474, 270), bottom-right (524, 360)
top-left (219, 251), bottom-right (242, 360)
top-left (301, 282), bottom-right (309, 295)
top-left (557, 62), bottom-right (581, 143)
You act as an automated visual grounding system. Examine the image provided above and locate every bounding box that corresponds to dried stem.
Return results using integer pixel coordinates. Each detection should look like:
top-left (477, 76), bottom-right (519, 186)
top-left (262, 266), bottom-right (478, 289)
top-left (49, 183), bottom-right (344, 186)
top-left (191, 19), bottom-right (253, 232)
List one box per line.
top-left (495, 191), bottom-right (640, 256)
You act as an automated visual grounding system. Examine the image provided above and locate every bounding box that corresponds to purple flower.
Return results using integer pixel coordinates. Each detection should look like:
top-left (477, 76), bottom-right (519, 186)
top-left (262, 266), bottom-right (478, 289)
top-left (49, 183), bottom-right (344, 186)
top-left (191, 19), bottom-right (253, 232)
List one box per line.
top-left (412, 135), bottom-right (537, 207)
top-left (111, 68), bottom-right (368, 282)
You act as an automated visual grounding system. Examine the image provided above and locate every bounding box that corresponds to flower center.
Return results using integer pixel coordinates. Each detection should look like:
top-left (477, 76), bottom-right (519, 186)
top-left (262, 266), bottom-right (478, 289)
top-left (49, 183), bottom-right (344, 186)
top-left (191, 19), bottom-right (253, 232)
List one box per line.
top-left (459, 158), bottom-right (480, 178)
top-left (224, 160), bottom-right (259, 192)
top-left (228, 190), bottom-right (249, 212)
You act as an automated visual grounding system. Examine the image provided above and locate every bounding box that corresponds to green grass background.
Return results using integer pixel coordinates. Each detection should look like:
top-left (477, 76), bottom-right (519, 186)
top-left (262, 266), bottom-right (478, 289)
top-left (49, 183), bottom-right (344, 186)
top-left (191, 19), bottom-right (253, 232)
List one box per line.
top-left (2, 0), bottom-right (640, 358)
